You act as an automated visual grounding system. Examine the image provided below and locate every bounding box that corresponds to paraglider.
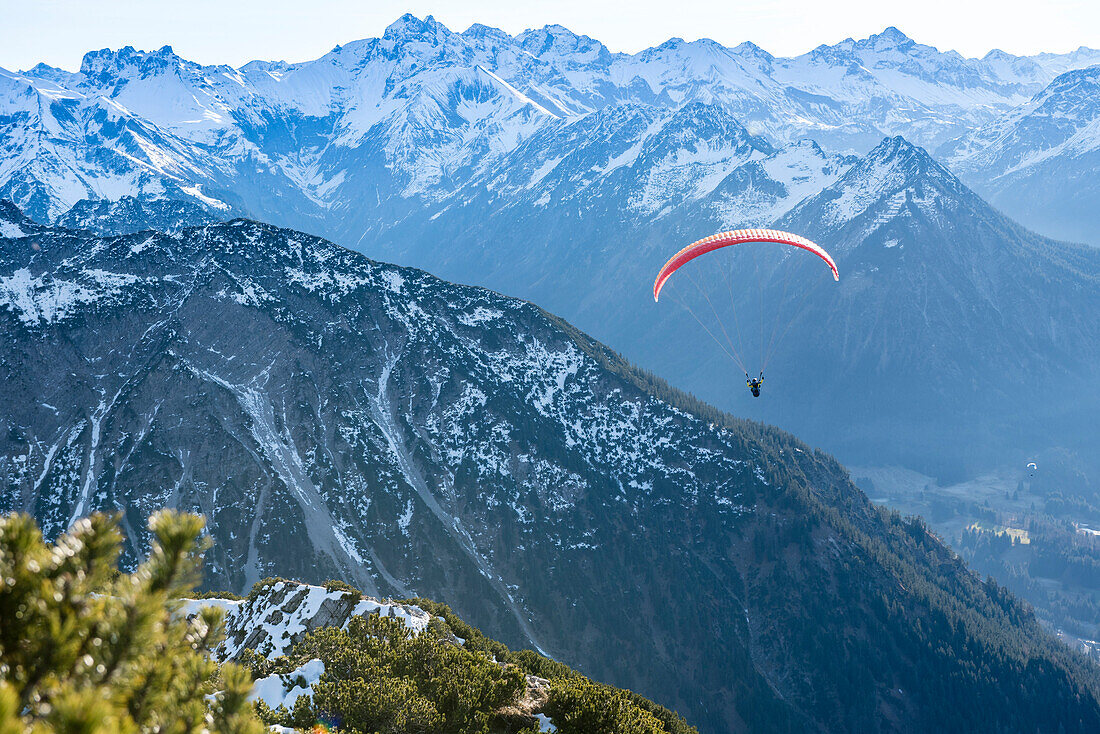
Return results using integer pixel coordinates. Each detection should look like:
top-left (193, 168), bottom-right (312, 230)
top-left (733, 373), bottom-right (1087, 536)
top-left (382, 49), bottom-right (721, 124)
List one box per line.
top-left (1027, 462), bottom-right (1037, 477)
top-left (653, 228), bottom-right (838, 303)
top-left (653, 228), bottom-right (838, 396)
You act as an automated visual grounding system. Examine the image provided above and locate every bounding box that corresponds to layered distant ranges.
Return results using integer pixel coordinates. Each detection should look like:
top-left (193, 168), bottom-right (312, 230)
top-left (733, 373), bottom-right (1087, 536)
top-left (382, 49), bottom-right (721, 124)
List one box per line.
top-left (3, 15), bottom-right (1096, 477)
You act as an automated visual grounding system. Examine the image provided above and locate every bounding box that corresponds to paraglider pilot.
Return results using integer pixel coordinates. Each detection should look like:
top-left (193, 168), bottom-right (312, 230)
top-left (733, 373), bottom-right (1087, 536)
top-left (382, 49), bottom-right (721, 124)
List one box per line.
top-left (747, 374), bottom-right (763, 398)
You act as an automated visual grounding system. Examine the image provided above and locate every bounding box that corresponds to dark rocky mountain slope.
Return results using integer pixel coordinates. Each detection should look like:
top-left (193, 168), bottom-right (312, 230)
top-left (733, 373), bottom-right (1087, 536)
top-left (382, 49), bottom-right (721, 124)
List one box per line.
top-left (1, 207), bottom-right (1098, 733)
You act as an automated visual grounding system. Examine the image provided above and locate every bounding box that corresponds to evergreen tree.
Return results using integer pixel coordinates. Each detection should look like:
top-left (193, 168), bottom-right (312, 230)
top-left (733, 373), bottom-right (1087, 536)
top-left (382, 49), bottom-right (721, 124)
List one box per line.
top-left (0, 511), bottom-right (262, 734)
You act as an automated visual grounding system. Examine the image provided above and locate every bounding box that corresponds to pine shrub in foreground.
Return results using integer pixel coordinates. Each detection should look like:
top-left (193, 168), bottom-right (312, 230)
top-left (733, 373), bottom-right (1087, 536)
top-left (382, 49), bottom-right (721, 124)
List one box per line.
top-left (0, 510), bottom-right (261, 734)
top-left (0, 509), bottom-right (699, 733)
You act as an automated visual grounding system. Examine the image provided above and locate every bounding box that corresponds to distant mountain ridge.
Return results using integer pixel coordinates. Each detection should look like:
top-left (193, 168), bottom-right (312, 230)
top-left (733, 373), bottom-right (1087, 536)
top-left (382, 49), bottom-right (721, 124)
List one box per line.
top-left (2, 14), bottom-right (1098, 228)
top-left (943, 64), bottom-right (1100, 243)
top-left (3, 206), bottom-right (1100, 733)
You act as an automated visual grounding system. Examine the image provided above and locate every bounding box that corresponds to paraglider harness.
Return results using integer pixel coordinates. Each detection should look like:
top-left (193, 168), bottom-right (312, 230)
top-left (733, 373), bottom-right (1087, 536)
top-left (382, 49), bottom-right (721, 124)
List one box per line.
top-left (747, 373), bottom-right (763, 398)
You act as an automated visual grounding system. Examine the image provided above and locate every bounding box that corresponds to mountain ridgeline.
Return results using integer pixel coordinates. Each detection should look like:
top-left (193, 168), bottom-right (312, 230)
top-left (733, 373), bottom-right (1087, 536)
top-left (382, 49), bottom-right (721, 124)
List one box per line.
top-left (943, 64), bottom-right (1100, 244)
top-left (371, 134), bottom-right (1100, 481)
top-left (3, 17), bottom-right (1100, 481)
top-left (3, 15), bottom-right (1099, 233)
top-left (2, 207), bottom-right (1099, 732)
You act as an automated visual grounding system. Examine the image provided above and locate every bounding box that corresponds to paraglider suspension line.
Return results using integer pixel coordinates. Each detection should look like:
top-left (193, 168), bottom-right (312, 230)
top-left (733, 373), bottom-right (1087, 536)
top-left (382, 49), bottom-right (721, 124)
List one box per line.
top-left (669, 277), bottom-right (749, 375)
top-left (761, 257), bottom-right (796, 372)
top-left (719, 251), bottom-right (750, 370)
top-left (761, 270), bottom-right (827, 374)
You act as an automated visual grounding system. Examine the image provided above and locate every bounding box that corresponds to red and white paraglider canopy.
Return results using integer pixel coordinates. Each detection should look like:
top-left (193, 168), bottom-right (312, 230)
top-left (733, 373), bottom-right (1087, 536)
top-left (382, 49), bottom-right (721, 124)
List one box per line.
top-left (653, 228), bottom-right (838, 302)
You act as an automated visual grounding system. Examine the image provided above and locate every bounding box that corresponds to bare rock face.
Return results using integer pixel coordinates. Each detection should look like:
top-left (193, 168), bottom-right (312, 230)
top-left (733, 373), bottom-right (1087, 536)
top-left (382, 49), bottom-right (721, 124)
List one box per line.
top-left (497, 674), bottom-right (552, 728)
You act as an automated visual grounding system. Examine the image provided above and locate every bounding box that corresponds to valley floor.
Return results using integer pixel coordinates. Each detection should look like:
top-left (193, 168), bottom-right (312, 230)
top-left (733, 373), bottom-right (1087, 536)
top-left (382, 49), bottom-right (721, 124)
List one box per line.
top-left (857, 465), bottom-right (1100, 659)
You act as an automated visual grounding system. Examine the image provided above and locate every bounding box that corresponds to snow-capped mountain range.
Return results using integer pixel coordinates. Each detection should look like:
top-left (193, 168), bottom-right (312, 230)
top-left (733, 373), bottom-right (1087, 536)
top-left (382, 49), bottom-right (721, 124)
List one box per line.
top-left (1, 13), bottom-right (1098, 234)
top-left (942, 64), bottom-right (1100, 243)
top-left (3, 14), bottom-right (1097, 475)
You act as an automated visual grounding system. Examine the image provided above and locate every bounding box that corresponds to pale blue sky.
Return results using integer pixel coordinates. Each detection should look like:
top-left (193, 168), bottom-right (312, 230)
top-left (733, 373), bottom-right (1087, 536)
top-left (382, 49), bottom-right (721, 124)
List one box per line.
top-left (2, 0), bottom-right (1097, 71)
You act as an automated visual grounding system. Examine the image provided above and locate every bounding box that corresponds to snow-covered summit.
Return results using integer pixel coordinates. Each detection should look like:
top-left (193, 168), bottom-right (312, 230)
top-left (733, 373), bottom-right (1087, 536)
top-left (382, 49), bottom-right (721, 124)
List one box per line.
top-left (79, 44), bottom-right (186, 78)
top-left (3, 15), bottom-right (1099, 225)
top-left (782, 136), bottom-right (969, 238)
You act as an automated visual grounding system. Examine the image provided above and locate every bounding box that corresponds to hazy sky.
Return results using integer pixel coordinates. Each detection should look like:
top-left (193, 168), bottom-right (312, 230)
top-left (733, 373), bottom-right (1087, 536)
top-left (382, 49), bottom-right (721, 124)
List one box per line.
top-left (2, 0), bottom-right (1098, 71)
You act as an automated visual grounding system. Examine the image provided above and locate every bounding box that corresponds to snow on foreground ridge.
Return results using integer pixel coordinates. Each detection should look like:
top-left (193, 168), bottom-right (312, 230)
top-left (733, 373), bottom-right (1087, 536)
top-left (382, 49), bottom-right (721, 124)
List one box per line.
top-left (183, 580), bottom-right (434, 712)
top-left (181, 580), bottom-right (432, 660)
top-left (250, 658), bottom-right (325, 711)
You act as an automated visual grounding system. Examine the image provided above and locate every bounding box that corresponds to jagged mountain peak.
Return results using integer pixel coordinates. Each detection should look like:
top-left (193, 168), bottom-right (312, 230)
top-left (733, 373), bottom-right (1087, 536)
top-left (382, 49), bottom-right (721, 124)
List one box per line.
top-left (733, 40), bottom-right (774, 60)
top-left (79, 44), bottom-right (187, 78)
top-left (865, 26), bottom-right (914, 49)
top-left (640, 34), bottom-right (732, 61)
top-left (983, 48), bottom-right (1014, 62)
top-left (382, 13), bottom-right (455, 44)
top-left (795, 137), bottom-right (969, 237)
top-left (782, 135), bottom-right (975, 237)
top-left (515, 23), bottom-right (612, 63)
top-left (516, 23), bottom-right (584, 44)
top-left (820, 26), bottom-right (949, 62)
top-left (783, 137), bottom-right (826, 154)
top-left (845, 135), bottom-right (962, 187)
top-left (20, 62), bottom-right (77, 83)
top-left (865, 134), bottom-right (931, 163)
top-left (461, 22), bottom-right (514, 46)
